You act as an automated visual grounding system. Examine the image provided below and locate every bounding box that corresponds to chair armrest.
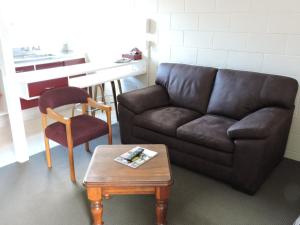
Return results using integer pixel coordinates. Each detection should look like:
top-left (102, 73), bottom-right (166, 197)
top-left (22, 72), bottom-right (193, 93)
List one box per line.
top-left (46, 108), bottom-right (70, 125)
top-left (117, 85), bottom-right (169, 114)
top-left (87, 97), bottom-right (112, 112)
top-left (227, 107), bottom-right (291, 139)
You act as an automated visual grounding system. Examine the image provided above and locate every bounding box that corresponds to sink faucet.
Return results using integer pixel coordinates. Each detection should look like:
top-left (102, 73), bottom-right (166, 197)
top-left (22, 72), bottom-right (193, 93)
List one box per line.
top-left (21, 47), bottom-right (30, 52)
top-left (32, 45), bottom-right (40, 51)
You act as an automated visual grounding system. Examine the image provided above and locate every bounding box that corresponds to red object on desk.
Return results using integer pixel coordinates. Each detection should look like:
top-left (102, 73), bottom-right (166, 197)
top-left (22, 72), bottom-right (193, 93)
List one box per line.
top-left (122, 48), bottom-right (142, 60)
top-left (121, 53), bottom-right (142, 60)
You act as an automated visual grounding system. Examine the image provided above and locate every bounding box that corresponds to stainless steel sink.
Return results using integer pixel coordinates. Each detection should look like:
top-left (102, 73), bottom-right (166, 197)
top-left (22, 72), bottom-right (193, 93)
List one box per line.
top-left (13, 47), bottom-right (59, 63)
top-left (14, 54), bottom-right (58, 63)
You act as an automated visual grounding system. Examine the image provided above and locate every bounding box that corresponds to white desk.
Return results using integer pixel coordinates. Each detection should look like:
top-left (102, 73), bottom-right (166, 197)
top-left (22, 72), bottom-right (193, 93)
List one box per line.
top-left (8, 59), bottom-right (146, 163)
top-left (14, 59), bottom-right (146, 100)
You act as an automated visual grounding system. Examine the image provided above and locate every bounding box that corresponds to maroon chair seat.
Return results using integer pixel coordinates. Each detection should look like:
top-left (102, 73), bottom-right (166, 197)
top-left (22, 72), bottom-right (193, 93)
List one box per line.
top-left (45, 115), bottom-right (108, 147)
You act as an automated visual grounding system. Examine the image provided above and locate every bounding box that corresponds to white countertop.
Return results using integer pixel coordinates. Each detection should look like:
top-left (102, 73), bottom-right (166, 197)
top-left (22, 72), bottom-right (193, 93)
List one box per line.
top-left (14, 53), bottom-right (86, 67)
top-left (14, 59), bottom-right (146, 84)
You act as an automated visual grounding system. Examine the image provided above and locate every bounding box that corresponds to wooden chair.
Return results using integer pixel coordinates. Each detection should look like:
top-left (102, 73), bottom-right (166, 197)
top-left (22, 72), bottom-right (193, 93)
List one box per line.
top-left (39, 86), bottom-right (112, 182)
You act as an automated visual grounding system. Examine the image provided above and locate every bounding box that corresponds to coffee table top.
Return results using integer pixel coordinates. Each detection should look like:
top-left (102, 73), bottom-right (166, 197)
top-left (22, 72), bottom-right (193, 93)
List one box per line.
top-left (83, 144), bottom-right (172, 187)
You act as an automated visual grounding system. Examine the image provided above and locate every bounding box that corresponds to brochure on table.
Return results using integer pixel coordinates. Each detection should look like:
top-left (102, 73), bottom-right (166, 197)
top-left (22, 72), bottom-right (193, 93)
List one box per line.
top-left (114, 146), bottom-right (158, 168)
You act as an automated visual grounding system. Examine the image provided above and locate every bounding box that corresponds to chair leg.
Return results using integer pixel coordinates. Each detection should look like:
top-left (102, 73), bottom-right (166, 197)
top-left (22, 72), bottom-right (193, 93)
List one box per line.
top-left (106, 110), bottom-right (112, 145)
top-left (108, 135), bottom-right (112, 145)
top-left (84, 142), bottom-right (91, 153)
top-left (108, 132), bottom-right (112, 145)
top-left (42, 114), bottom-right (52, 168)
top-left (68, 145), bottom-right (76, 182)
top-left (44, 137), bottom-right (52, 168)
top-left (65, 121), bottom-right (76, 182)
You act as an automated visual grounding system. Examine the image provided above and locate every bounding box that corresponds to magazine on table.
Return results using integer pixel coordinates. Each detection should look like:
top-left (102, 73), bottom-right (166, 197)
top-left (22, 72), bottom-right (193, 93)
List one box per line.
top-left (114, 146), bottom-right (158, 168)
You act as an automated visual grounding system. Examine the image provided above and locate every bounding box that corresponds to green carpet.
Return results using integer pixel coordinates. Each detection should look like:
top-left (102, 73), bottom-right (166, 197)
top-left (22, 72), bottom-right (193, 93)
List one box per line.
top-left (0, 124), bottom-right (300, 225)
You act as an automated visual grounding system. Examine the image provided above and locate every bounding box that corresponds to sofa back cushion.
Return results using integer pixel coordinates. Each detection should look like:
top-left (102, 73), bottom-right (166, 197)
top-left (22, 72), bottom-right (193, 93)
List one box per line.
top-left (207, 69), bottom-right (298, 120)
top-left (156, 63), bottom-right (217, 114)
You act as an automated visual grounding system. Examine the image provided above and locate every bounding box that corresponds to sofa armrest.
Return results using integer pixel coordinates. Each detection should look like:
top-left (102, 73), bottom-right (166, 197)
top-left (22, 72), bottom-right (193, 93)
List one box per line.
top-left (117, 85), bottom-right (169, 114)
top-left (231, 107), bottom-right (294, 194)
top-left (227, 107), bottom-right (291, 139)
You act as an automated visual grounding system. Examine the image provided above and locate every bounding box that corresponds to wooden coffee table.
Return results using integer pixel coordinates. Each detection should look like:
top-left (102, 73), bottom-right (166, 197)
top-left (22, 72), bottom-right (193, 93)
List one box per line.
top-left (83, 144), bottom-right (173, 225)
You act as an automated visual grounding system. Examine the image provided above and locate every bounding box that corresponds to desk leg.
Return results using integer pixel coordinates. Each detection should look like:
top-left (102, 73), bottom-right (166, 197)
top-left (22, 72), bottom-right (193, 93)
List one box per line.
top-left (88, 86), bottom-right (94, 116)
top-left (155, 187), bottom-right (170, 225)
top-left (117, 79), bottom-right (122, 94)
top-left (87, 187), bottom-right (104, 225)
top-left (110, 81), bottom-right (119, 121)
top-left (99, 84), bottom-right (106, 104)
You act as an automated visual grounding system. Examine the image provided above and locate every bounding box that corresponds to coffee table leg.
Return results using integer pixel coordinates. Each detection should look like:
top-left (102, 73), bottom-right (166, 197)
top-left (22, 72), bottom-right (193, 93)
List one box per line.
top-left (87, 187), bottom-right (103, 225)
top-left (155, 187), bottom-right (170, 225)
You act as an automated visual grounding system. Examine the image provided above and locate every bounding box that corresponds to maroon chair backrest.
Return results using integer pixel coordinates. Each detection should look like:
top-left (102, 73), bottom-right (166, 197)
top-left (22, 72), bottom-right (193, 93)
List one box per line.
top-left (39, 86), bottom-right (89, 114)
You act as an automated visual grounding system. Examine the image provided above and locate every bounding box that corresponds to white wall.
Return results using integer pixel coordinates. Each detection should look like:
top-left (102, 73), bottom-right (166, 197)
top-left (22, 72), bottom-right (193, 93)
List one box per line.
top-left (0, 0), bottom-right (148, 166)
top-left (131, 0), bottom-right (300, 160)
top-left (1, 0), bottom-right (300, 162)
top-left (0, 0), bottom-right (148, 114)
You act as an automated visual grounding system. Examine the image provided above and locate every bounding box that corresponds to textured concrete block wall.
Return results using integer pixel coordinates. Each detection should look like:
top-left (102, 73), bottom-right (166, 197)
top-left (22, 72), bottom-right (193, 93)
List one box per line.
top-left (132, 0), bottom-right (300, 160)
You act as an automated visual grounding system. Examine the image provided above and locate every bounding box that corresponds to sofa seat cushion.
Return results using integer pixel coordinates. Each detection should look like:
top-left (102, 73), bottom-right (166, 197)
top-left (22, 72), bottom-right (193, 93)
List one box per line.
top-left (177, 115), bottom-right (236, 153)
top-left (132, 126), bottom-right (233, 167)
top-left (133, 106), bottom-right (200, 137)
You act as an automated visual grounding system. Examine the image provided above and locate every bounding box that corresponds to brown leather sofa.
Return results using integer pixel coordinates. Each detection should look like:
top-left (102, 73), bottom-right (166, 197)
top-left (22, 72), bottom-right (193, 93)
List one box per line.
top-left (117, 63), bottom-right (298, 194)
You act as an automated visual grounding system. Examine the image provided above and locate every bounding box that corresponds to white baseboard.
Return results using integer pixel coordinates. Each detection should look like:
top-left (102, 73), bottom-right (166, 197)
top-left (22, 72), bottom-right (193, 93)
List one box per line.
top-left (285, 150), bottom-right (300, 162)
